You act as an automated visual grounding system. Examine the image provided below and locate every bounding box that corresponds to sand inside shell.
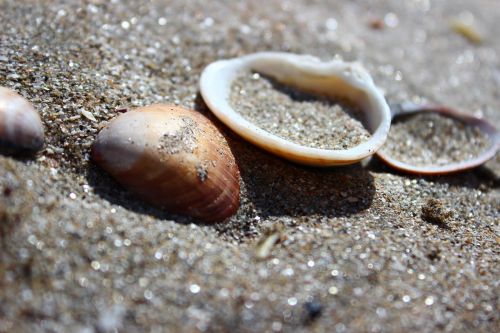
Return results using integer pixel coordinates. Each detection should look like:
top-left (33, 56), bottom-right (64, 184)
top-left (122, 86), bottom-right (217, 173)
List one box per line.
top-left (380, 112), bottom-right (491, 166)
top-left (229, 72), bottom-right (371, 150)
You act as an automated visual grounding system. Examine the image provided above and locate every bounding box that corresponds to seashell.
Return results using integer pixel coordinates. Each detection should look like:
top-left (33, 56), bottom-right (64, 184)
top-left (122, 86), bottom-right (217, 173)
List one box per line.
top-left (92, 104), bottom-right (240, 222)
top-left (376, 102), bottom-right (499, 175)
top-left (450, 19), bottom-right (483, 44)
top-left (200, 52), bottom-right (391, 166)
top-left (0, 87), bottom-right (44, 154)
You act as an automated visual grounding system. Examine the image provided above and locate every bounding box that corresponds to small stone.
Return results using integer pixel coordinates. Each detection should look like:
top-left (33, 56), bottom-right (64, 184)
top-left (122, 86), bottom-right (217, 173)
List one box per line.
top-left (81, 110), bottom-right (97, 122)
top-left (303, 300), bottom-right (323, 324)
top-left (347, 196), bottom-right (359, 203)
top-left (421, 198), bottom-right (453, 226)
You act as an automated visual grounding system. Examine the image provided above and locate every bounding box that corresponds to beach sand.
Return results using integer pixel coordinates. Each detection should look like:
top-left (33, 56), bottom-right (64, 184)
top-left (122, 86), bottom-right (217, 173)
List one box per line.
top-left (0, 0), bottom-right (498, 332)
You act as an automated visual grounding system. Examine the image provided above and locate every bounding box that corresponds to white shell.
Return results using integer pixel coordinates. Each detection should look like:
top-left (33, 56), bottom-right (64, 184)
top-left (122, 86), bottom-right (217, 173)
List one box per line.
top-left (200, 52), bottom-right (391, 166)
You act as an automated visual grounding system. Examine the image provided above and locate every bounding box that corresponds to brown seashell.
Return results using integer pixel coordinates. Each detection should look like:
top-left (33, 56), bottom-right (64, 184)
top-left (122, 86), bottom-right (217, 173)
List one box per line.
top-left (92, 104), bottom-right (240, 222)
top-left (0, 87), bottom-right (44, 154)
top-left (200, 52), bottom-right (391, 166)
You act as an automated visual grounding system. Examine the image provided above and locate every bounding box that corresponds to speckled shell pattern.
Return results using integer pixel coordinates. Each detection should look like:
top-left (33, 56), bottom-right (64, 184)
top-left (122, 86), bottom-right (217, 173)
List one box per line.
top-left (0, 87), bottom-right (44, 153)
top-left (92, 104), bottom-right (240, 222)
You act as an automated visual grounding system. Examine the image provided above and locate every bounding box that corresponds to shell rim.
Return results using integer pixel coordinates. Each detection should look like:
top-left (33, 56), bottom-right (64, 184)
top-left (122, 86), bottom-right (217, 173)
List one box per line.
top-left (199, 52), bottom-right (391, 166)
top-left (376, 104), bottom-right (500, 175)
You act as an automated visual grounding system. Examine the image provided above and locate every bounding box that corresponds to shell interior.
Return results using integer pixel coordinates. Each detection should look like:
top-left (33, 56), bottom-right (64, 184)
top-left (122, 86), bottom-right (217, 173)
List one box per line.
top-left (376, 103), bottom-right (500, 175)
top-left (200, 52), bottom-right (391, 166)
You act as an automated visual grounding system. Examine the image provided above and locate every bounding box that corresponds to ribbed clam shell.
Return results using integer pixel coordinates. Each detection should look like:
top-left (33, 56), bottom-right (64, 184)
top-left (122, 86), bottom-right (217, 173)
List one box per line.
top-left (200, 52), bottom-right (391, 166)
top-left (0, 87), bottom-right (44, 154)
top-left (92, 104), bottom-right (240, 222)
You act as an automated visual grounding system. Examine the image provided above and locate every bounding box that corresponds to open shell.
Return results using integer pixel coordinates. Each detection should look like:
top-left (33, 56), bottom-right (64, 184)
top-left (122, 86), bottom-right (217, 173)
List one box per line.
top-left (200, 52), bottom-right (391, 166)
top-left (376, 102), bottom-right (499, 175)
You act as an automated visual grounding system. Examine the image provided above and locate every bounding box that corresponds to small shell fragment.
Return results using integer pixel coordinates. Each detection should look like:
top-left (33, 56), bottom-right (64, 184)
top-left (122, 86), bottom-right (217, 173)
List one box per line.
top-left (450, 19), bottom-right (483, 44)
top-left (92, 104), bottom-right (240, 222)
top-left (81, 110), bottom-right (97, 122)
top-left (255, 230), bottom-right (282, 259)
top-left (0, 87), bottom-right (44, 154)
top-left (200, 52), bottom-right (391, 166)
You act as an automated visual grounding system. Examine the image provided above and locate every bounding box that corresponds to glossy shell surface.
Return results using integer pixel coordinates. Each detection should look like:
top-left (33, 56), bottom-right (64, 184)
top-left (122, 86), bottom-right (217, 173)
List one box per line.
top-left (200, 52), bottom-right (391, 166)
top-left (92, 104), bottom-right (240, 222)
top-left (0, 87), bottom-right (44, 154)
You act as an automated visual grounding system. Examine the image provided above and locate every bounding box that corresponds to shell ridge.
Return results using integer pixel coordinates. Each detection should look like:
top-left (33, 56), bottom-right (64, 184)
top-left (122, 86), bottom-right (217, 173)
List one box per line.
top-left (92, 104), bottom-right (240, 222)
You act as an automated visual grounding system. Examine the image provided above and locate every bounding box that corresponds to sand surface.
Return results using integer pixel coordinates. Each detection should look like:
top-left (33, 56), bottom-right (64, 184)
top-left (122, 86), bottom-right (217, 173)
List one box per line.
top-left (230, 72), bottom-right (371, 150)
top-left (0, 0), bottom-right (499, 332)
top-left (381, 112), bottom-right (492, 166)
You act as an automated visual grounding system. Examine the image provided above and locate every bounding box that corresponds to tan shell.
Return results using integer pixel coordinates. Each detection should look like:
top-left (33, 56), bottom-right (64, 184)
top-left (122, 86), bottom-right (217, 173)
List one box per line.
top-left (0, 87), bottom-right (44, 154)
top-left (92, 104), bottom-right (240, 222)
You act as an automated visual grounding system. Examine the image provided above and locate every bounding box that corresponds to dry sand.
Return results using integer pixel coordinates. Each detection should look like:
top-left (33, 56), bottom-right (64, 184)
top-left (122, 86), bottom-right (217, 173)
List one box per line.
top-left (380, 112), bottom-right (492, 166)
top-left (230, 72), bottom-right (371, 150)
top-left (0, 0), bottom-right (499, 332)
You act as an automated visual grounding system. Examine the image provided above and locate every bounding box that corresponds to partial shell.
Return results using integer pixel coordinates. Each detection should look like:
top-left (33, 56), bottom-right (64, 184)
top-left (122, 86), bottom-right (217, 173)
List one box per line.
top-left (200, 52), bottom-right (391, 166)
top-left (0, 87), bottom-right (44, 154)
top-left (376, 102), bottom-right (499, 175)
top-left (92, 104), bottom-right (240, 222)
